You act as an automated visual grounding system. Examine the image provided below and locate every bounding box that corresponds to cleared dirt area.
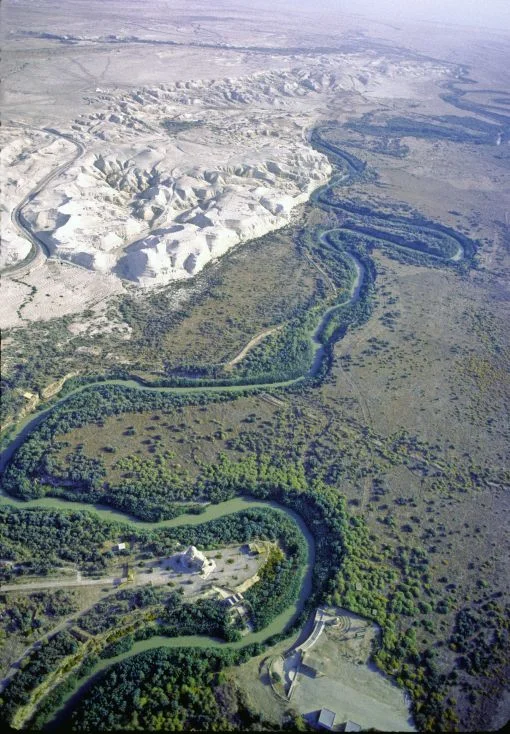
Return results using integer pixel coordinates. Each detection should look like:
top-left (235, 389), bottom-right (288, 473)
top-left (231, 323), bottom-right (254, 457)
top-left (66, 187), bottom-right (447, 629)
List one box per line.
top-left (1, 260), bottom-right (125, 329)
top-left (235, 607), bottom-right (414, 731)
top-left (0, 544), bottom-right (264, 596)
top-left (292, 609), bottom-right (414, 732)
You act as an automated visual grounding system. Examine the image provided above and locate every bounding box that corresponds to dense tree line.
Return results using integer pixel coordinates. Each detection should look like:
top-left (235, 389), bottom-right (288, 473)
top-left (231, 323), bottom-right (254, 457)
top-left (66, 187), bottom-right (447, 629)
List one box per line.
top-left (0, 629), bottom-right (80, 727)
top-left (159, 597), bottom-right (237, 642)
top-left (319, 185), bottom-right (477, 262)
top-left (26, 652), bottom-right (101, 731)
top-left (152, 507), bottom-right (306, 560)
top-left (311, 127), bottom-right (367, 180)
top-left (62, 647), bottom-right (272, 732)
top-left (0, 508), bottom-right (131, 581)
top-left (346, 111), bottom-right (501, 145)
top-left (244, 545), bottom-right (305, 630)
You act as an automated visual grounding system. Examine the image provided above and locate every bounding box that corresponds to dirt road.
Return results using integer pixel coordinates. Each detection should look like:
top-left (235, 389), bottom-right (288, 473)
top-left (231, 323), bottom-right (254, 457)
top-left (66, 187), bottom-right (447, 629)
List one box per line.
top-left (224, 326), bottom-right (281, 370)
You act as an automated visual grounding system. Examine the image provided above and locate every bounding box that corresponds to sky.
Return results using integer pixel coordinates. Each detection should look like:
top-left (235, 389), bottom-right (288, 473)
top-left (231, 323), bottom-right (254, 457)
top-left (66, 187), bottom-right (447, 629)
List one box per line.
top-left (296, 0), bottom-right (510, 31)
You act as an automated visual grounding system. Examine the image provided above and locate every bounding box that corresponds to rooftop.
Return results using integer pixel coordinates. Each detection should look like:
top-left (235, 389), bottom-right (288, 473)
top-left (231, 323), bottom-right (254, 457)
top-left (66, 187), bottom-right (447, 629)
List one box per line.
top-left (318, 708), bottom-right (336, 730)
top-left (344, 722), bottom-right (362, 732)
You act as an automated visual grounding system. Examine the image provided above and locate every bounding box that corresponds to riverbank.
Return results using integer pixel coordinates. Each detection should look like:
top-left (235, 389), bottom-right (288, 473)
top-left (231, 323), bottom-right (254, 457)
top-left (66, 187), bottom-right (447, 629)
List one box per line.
top-left (0, 496), bottom-right (315, 730)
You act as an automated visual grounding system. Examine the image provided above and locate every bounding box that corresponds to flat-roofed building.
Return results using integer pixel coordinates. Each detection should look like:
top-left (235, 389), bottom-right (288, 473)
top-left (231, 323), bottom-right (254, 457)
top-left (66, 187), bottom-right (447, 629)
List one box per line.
top-left (318, 708), bottom-right (336, 730)
top-left (344, 721), bottom-right (362, 732)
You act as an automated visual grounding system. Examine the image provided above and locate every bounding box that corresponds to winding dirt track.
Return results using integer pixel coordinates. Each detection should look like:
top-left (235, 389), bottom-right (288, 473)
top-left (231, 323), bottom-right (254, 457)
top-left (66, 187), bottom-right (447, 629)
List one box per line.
top-left (224, 326), bottom-right (281, 370)
top-left (2, 124), bottom-right (85, 278)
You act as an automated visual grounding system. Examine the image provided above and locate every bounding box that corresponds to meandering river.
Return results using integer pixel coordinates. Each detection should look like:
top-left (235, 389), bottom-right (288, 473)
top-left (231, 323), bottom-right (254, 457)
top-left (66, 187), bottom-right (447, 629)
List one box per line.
top-left (4, 495), bottom-right (315, 730)
top-left (1, 125), bottom-right (470, 474)
top-left (0, 108), bottom-right (482, 734)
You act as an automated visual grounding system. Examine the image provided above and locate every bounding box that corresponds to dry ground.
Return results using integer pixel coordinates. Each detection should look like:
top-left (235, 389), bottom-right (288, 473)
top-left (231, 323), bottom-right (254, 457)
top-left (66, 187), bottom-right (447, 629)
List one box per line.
top-left (234, 608), bottom-right (413, 731)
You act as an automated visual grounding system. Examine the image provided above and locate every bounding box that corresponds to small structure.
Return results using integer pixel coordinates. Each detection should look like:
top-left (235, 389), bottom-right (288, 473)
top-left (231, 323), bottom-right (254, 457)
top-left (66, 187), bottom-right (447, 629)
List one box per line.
top-left (344, 722), bottom-right (361, 732)
top-left (223, 592), bottom-right (244, 607)
top-left (318, 708), bottom-right (337, 730)
top-left (178, 545), bottom-right (216, 578)
top-left (248, 542), bottom-right (264, 555)
top-left (116, 543), bottom-right (127, 551)
top-left (300, 661), bottom-right (321, 678)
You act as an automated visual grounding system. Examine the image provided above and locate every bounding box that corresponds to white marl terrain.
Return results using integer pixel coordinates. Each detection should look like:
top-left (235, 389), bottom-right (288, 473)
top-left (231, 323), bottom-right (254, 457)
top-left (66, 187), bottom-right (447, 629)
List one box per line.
top-left (2, 56), bottom-right (448, 285)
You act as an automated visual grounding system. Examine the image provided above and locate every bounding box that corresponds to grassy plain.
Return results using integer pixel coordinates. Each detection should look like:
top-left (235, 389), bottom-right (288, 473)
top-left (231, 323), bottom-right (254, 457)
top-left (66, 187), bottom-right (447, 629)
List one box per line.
top-left (312, 131), bottom-right (510, 729)
top-left (51, 396), bottom-right (281, 488)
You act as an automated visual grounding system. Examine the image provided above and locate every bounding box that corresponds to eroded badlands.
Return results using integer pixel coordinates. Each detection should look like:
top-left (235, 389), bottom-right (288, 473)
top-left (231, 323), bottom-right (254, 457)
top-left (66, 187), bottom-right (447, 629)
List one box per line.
top-left (2, 55), bottom-right (448, 287)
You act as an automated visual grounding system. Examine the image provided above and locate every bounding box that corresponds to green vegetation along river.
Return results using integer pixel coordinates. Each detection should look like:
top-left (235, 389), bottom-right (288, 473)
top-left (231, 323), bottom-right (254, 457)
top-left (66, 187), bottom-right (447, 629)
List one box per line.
top-left (0, 495), bottom-right (314, 645)
top-left (0, 109), bottom-right (485, 733)
top-left (1, 125), bottom-right (474, 474)
top-left (1, 496), bottom-right (314, 729)
top-left (46, 631), bottom-right (290, 731)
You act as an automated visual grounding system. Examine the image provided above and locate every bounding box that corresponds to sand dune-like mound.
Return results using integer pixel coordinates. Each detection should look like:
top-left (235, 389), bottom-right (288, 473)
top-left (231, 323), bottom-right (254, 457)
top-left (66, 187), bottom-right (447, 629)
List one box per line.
top-left (4, 56), bottom-right (448, 284)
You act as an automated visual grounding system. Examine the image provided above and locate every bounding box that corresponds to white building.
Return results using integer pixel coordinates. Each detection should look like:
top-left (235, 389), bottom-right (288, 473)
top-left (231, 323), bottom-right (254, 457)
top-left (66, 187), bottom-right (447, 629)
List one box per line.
top-left (179, 545), bottom-right (216, 578)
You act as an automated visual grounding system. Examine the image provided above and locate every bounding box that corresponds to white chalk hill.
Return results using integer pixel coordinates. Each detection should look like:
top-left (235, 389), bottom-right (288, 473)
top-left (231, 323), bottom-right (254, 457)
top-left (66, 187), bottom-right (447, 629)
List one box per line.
top-left (17, 60), bottom-right (447, 284)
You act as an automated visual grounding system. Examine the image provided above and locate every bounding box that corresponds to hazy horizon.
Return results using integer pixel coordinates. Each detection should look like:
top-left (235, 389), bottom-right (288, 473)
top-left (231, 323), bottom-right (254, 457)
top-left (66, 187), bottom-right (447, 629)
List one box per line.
top-left (278, 0), bottom-right (510, 32)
